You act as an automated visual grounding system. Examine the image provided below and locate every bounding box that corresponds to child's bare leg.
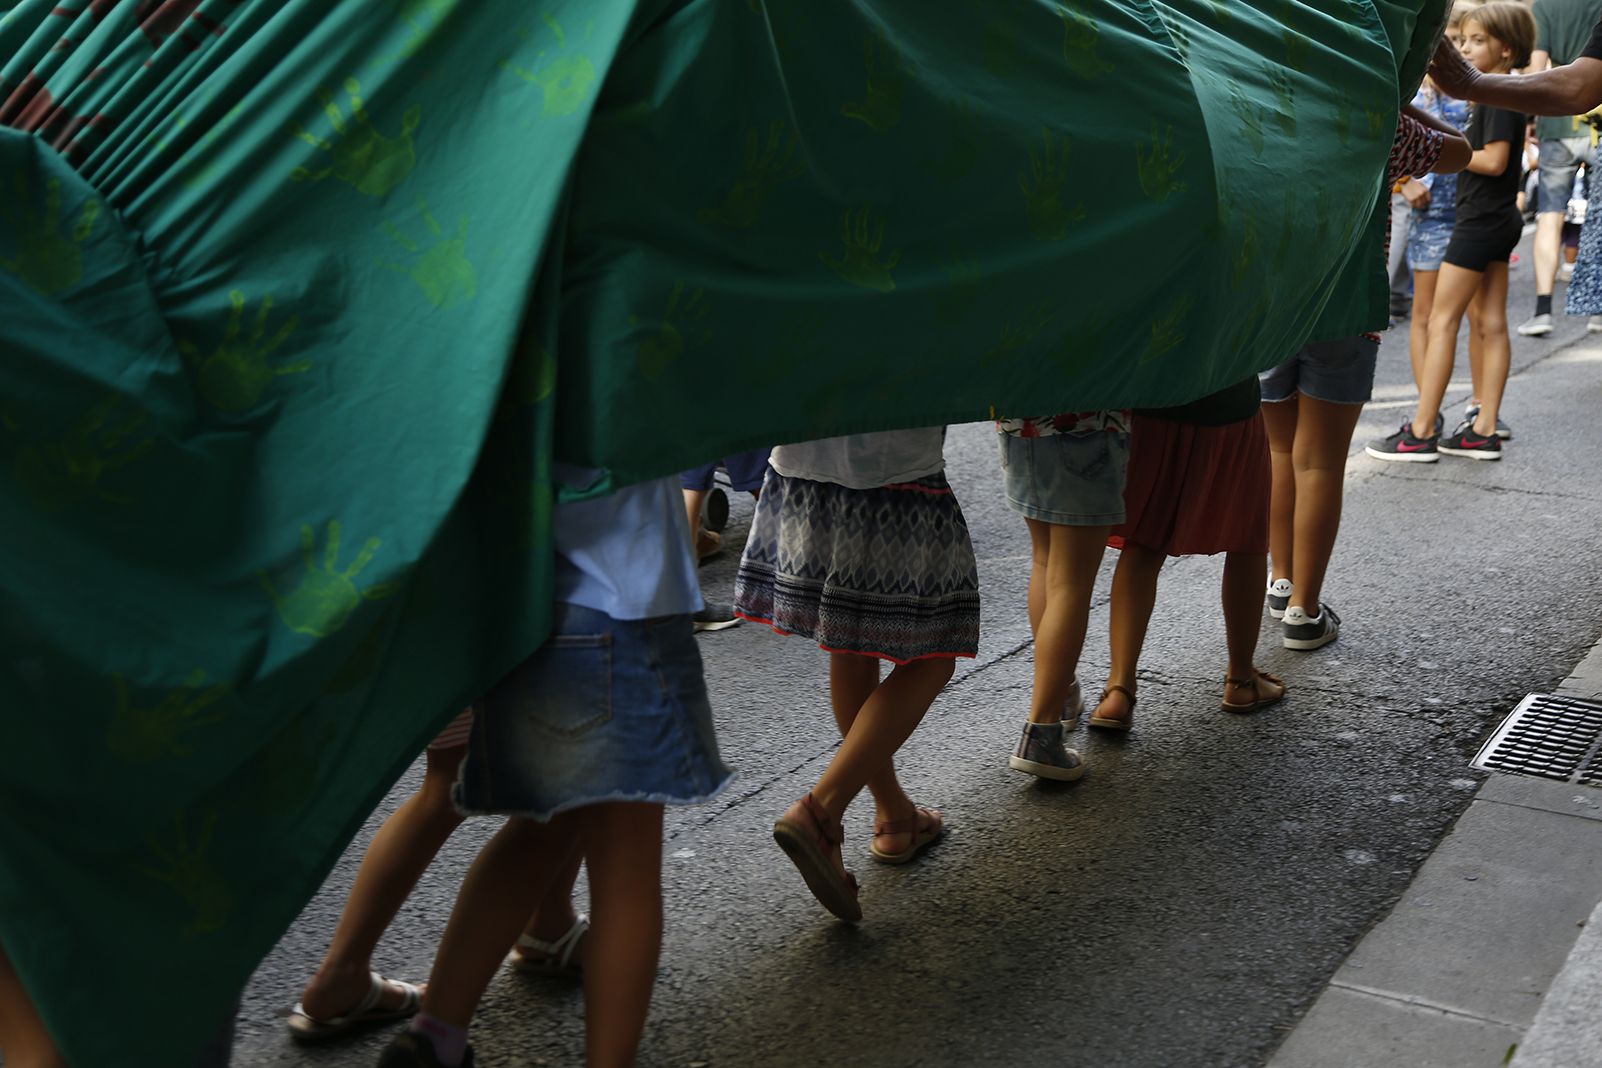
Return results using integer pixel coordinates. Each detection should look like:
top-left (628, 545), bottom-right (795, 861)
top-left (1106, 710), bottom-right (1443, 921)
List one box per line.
top-left (1413, 264), bottom-right (1483, 434)
top-left (682, 488), bottom-right (707, 540)
top-left (509, 839), bottom-right (586, 967)
top-left (1027, 520), bottom-right (1109, 725)
top-left (1261, 398), bottom-right (1298, 585)
top-left (1024, 515), bottom-right (1049, 637)
top-left (1287, 396), bottom-right (1364, 611)
top-left (0, 945), bottom-right (65, 1068)
top-left (1409, 269), bottom-right (1438, 385)
top-left (1097, 544), bottom-right (1163, 723)
top-left (810, 657), bottom-right (955, 823)
top-left (576, 802), bottom-right (664, 1068)
top-left (1470, 264), bottom-right (1512, 434)
top-left (1222, 551), bottom-right (1268, 680)
top-left (419, 814), bottom-right (580, 1028)
top-left (828, 653), bottom-right (913, 827)
top-left (300, 743), bottom-right (466, 1018)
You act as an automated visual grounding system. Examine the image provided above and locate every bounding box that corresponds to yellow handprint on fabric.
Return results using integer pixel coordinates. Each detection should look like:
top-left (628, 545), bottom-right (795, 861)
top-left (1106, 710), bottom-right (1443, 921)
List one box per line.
top-left (140, 811), bottom-right (232, 936)
top-left (633, 283), bottom-right (710, 380)
top-left (0, 172), bottom-right (99, 296)
top-left (1137, 123), bottom-right (1187, 202)
top-left (7, 396), bottom-right (154, 511)
top-left (842, 31), bottom-right (908, 131)
top-left (1269, 67), bottom-right (1297, 137)
top-left (1142, 295), bottom-right (1194, 364)
top-left (1334, 100), bottom-right (1352, 146)
top-left (1285, 30), bottom-right (1310, 73)
top-left (700, 122), bottom-right (805, 229)
top-left (502, 16), bottom-right (597, 117)
top-left (1019, 129), bottom-right (1086, 242)
top-left (1364, 101), bottom-right (1391, 139)
top-left (1056, 0), bottom-right (1114, 78)
top-left (179, 290), bottom-right (308, 414)
top-left (258, 520), bottom-right (397, 638)
top-left (1232, 222), bottom-right (1260, 290)
top-left (1228, 80), bottom-right (1267, 157)
top-left (820, 207), bottom-right (901, 292)
top-left (983, 19), bottom-right (1022, 76)
top-left (381, 198), bottom-right (476, 309)
top-left (510, 345), bottom-right (557, 406)
top-left (372, 0), bottom-right (458, 65)
top-left (291, 79), bottom-right (420, 198)
top-left (1168, 19), bottom-right (1192, 64)
top-left (107, 671), bottom-right (227, 762)
top-left (982, 305), bottom-right (1056, 367)
top-left (145, 96), bottom-right (242, 189)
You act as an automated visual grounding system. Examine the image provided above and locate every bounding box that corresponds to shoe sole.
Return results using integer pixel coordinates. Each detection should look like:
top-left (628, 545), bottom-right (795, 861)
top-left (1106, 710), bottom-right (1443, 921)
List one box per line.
top-left (693, 618), bottom-right (742, 632)
top-left (1517, 327), bottom-right (1553, 336)
top-left (1268, 603), bottom-right (1288, 619)
top-left (1365, 446), bottom-right (1438, 463)
top-left (772, 821), bottom-right (862, 923)
top-left (1437, 445), bottom-right (1502, 461)
top-left (1008, 755), bottom-right (1086, 781)
top-left (1283, 629), bottom-right (1338, 651)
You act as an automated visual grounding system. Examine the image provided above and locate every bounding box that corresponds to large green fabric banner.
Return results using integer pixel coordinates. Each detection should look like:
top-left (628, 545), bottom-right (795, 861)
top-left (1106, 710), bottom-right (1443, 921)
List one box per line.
top-left (0, 1), bottom-right (1440, 1063)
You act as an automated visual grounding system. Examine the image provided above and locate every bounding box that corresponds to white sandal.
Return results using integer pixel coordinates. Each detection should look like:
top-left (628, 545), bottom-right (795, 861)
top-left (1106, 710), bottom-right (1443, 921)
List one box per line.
top-left (505, 913), bottom-right (589, 976)
top-left (287, 971), bottom-right (421, 1043)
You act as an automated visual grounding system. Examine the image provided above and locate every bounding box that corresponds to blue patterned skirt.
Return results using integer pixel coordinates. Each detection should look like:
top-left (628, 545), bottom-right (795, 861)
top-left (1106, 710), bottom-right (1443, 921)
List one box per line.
top-left (1569, 177), bottom-right (1602, 316)
top-left (734, 471), bottom-right (980, 663)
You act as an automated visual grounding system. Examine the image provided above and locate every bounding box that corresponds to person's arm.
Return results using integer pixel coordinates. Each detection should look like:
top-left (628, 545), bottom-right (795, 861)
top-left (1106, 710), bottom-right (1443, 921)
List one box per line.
top-left (1431, 33), bottom-right (1602, 115)
top-left (1467, 138), bottom-right (1511, 175)
top-left (1402, 103), bottom-right (1472, 172)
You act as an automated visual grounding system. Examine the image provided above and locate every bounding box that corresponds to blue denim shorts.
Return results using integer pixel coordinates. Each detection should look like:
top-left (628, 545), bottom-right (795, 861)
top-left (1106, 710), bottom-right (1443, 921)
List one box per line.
top-left (1539, 136), bottom-right (1594, 214)
top-left (455, 603), bottom-right (732, 821)
top-left (680, 448), bottom-right (772, 493)
top-left (1407, 215), bottom-right (1453, 272)
top-left (1259, 336), bottom-right (1379, 406)
top-left (996, 429), bottom-right (1129, 526)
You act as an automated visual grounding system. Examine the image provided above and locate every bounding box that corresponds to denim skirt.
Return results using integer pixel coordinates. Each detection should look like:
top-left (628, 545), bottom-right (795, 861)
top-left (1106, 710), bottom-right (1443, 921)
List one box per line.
top-left (454, 602), bottom-right (732, 821)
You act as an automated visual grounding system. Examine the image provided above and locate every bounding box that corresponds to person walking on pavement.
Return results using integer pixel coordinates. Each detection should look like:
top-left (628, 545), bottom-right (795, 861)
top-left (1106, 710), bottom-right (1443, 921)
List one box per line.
top-left (735, 429), bottom-right (976, 922)
top-left (988, 410), bottom-right (1130, 761)
top-left (377, 471), bottom-right (731, 1068)
top-left (1370, 4), bottom-right (1534, 464)
top-left (1090, 379), bottom-right (1286, 728)
top-left (1515, 0), bottom-right (1602, 341)
top-left (287, 710), bottom-right (589, 1044)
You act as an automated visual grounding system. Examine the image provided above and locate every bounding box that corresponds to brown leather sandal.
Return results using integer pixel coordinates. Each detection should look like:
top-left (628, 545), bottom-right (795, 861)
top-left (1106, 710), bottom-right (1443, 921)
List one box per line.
top-left (772, 793), bottom-right (862, 922)
top-left (1088, 684), bottom-right (1137, 731)
top-left (1221, 669), bottom-right (1287, 713)
top-left (870, 806), bottom-right (945, 865)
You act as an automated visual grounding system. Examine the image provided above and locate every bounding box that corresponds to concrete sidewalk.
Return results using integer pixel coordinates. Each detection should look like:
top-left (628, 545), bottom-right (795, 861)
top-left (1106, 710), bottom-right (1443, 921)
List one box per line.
top-left (1271, 643), bottom-right (1602, 1068)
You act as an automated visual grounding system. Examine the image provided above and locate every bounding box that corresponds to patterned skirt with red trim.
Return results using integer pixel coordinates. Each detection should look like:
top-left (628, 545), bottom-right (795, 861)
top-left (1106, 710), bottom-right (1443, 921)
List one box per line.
top-left (734, 471), bottom-right (980, 664)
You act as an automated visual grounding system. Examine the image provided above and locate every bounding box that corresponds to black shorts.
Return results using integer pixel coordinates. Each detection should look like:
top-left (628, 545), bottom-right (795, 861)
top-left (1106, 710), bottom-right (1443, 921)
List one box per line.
top-left (1443, 212), bottom-right (1524, 272)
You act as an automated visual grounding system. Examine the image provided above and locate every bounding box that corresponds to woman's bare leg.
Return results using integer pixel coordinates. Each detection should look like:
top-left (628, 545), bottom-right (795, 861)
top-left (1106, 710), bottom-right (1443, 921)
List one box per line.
top-left (1413, 263), bottom-right (1485, 435)
top-left (1409, 269), bottom-right (1438, 386)
top-left (1469, 263), bottom-right (1513, 435)
top-left (1026, 519), bottom-right (1110, 725)
top-left (1288, 397), bottom-right (1365, 612)
top-left (1097, 544), bottom-right (1164, 724)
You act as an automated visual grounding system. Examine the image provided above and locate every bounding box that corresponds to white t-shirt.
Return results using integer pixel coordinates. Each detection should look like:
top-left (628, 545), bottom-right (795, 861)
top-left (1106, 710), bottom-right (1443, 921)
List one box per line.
top-left (770, 428), bottom-right (946, 490)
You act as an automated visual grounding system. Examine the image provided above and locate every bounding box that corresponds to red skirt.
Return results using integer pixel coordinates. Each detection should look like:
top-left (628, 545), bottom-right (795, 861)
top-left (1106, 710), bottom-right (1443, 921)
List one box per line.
top-left (1109, 411), bottom-right (1270, 556)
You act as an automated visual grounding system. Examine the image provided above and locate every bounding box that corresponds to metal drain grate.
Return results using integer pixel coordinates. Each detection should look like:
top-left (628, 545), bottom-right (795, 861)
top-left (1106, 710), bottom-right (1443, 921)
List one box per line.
top-left (1473, 694), bottom-right (1602, 784)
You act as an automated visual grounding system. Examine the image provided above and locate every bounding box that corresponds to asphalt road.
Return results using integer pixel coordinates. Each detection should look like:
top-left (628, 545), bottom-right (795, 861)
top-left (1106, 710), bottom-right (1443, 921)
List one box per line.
top-left (230, 231), bottom-right (1602, 1067)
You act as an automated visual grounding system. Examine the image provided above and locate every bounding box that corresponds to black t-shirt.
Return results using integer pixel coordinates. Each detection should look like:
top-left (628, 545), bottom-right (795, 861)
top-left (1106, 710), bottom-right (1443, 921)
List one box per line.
top-left (1137, 376), bottom-right (1261, 426)
top-left (1455, 104), bottom-right (1526, 225)
top-left (1582, 15), bottom-right (1602, 59)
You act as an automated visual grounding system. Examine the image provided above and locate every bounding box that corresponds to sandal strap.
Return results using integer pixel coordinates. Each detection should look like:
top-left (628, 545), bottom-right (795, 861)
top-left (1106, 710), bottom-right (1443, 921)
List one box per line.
top-left (1101, 684), bottom-right (1137, 708)
top-left (514, 914), bottom-right (590, 966)
top-left (800, 792), bottom-right (843, 847)
top-left (874, 807), bottom-right (935, 838)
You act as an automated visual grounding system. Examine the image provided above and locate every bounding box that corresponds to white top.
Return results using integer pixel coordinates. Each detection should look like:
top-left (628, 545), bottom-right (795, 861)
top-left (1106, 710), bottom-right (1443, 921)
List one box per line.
top-left (770, 427), bottom-right (946, 490)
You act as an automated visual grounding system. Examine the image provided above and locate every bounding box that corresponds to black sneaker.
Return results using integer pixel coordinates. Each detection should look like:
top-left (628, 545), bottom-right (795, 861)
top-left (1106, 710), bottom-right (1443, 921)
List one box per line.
top-left (1365, 422), bottom-right (1438, 463)
top-left (1283, 603), bottom-right (1340, 651)
top-left (1438, 424), bottom-right (1502, 461)
top-left (1462, 405), bottom-right (1512, 441)
top-left (704, 486), bottom-right (730, 533)
top-left (378, 1033), bottom-right (475, 1068)
top-left (693, 602), bottom-right (742, 632)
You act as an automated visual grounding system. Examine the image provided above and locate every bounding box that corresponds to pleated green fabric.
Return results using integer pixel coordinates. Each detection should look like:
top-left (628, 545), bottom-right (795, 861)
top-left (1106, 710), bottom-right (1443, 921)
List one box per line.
top-left (0, 1), bottom-right (1440, 1063)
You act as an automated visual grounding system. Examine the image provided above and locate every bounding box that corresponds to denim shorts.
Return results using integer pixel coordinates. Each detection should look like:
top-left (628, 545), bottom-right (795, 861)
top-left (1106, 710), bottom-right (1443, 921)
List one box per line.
top-left (455, 603), bottom-right (732, 821)
top-left (1259, 336), bottom-right (1379, 406)
top-left (680, 448), bottom-right (772, 493)
top-left (996, 429), bottom-right (1129, 526)
top-left (1539, 136), bottom-right (1595, 214)
top-left (1407, 215), bottom-right (1453, 272)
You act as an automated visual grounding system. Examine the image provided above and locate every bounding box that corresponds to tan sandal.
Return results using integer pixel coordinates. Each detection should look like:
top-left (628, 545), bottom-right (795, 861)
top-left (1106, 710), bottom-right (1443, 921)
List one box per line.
top-left (870, 806), bottom-right (945, 864)
top-left (773, 793), bottom-right (861, 922)
top-left (1221, 669), bottom-right (1286, 713)
top-left (287, 971), bottom-right (421, 1043)
top-left (1087, 684), bottom-right (1136, 731)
